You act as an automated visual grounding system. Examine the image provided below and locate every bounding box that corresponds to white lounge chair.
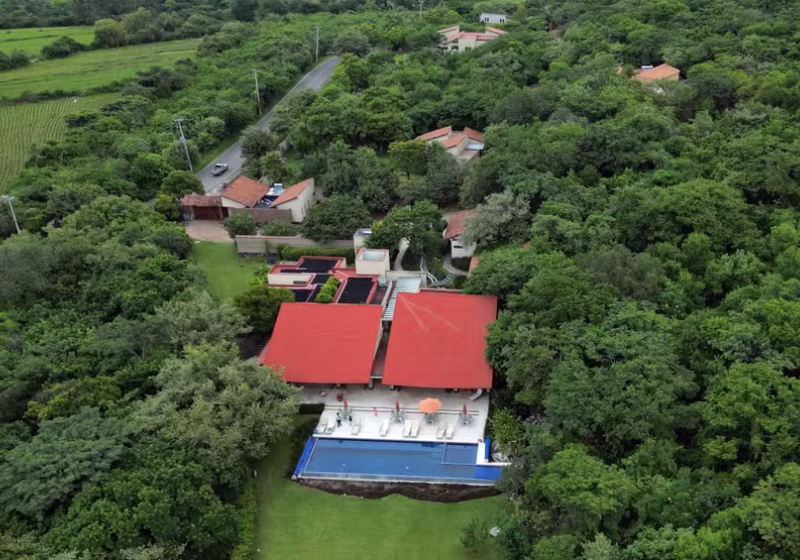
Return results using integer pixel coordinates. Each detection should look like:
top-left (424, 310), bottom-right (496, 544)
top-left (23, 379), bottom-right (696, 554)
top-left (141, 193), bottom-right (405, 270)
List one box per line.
top-left (351, 416), bottom-right (361, 435)
top-left (379, 418), bottom-right (389, 436)
top-left (445, 422), bottom-right (454, 439)
top-left (436, 425), bottom-right (445, 439)
top-left (325, 416), bottom-right (336, 434)
top-left (411, 419), bottom-right (419, 437)
top-left (403, 419), bottom-right (412, 437)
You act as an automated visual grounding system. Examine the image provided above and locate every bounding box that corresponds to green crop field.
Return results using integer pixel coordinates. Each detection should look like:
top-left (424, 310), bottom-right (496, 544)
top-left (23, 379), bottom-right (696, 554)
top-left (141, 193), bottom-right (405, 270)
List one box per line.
top-left (0, 26), bottom-right (95, 56)
top-left (0, 93), bottom-right (119, 191)
top-left (0, 39), bottom-right (200, 99)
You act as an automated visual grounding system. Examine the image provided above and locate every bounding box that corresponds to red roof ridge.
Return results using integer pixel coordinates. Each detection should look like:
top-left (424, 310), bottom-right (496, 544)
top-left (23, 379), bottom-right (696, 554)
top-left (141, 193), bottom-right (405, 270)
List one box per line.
top-left (181, 193), bottom-right (221, 207)
top-left (442, 133), bottom-right (467, 149)
top-left (444, 209), bottom-right (476, 239)
top-left (272, 178), bottom-right (314, 206)
top-left (485, 26), bottom-right (507, 35)
top-left (417, 126), bottom-right (452, 141)
top-left (221, 176), bottom-right (269, 207)
top-left (462, 127), bottom-right (484, 141)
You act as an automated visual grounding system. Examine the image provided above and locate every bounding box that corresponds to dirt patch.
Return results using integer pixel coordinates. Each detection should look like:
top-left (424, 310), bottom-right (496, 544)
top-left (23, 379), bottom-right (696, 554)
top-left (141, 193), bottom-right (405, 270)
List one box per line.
top-left (184, 220), bottom-right (232, 242)
top-left (299, 479), bottom-right (499, 503)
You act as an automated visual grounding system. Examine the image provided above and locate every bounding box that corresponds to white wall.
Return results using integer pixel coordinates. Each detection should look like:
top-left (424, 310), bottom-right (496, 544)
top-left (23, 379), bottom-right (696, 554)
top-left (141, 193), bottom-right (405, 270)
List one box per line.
top-left (480, 13), bottom-right (506, 23)
top-left (450, 236), bottom-right (476, 258)
top-left (267, 272), bottom-right (312, 286)
top-left (221, 196), bottom-right (247, 209)
top-left (273, 179), bottom-right (316, 222)
top-left (355, 251), bottom-right (390, 277)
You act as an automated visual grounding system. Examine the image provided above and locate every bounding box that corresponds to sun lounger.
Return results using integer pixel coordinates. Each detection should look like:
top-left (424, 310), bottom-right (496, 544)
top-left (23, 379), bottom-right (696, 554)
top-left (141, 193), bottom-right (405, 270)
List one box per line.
top-left (379, 418), bottom-right (389, 436)
top-left (411, 419), bottom-right (419, 437)
top-left (403, 419), bottom-right (412, 437)
top-left (445, 422), bottom-right (454, 439)
top-left (351, 417), bottom-right (361, 435)
top-left (436, 425), bottom-right (445, 439)
top-left (325, 416), bottom-right (335, 434)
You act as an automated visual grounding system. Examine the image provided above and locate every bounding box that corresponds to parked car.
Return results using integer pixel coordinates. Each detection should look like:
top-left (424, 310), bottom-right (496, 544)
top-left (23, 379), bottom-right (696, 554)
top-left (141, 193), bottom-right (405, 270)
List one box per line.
top-left (211, 163), bottom-right (228, 176)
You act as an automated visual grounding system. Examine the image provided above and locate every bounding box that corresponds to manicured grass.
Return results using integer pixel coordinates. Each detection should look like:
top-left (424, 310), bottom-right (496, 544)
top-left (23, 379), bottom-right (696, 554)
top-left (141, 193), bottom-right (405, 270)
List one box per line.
top-left (256, 421), bottom-right (505, 560)
top-left (0, 39), bottom-right (200, 99)
top-left (0, 26), bottom-right (95, 56)
top-left (0, 93), bottom-right (120, 191)
top-left (191, 241), bottom-right (264, 301)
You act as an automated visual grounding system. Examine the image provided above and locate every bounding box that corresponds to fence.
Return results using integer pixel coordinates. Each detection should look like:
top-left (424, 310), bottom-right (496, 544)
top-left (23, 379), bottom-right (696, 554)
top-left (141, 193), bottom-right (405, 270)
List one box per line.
top-left (235, 235), bottom-right (353, 256)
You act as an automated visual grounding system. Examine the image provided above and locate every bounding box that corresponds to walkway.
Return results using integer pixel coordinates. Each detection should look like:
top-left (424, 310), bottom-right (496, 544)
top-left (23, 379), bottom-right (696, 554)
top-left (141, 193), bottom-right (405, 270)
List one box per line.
top-left (183, 220), bottom-right (231, 242)
top-left (197, 56), bottom-right (341, 193)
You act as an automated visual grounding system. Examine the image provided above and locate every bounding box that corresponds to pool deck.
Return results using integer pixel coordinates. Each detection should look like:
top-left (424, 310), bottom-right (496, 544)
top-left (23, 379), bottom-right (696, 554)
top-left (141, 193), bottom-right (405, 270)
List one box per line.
top-left (301, 385), bottom-right (489, 445)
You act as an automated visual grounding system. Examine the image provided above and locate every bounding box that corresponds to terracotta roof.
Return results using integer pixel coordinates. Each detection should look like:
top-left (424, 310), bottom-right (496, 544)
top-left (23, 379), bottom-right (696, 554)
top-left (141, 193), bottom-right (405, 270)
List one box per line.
top-left (272, 178), bottom-right (314, 206)
top-left (438, 25), bottom-right (459, 33)
top-left (180, 194), bottom-right (221, 207)
top-left (382, 292), bottom-right (498, 389)
top-left (635, 63), bottom-right (680, 82)
top-left (485, 26), bottom-right (507, 35)
top-left (259, 303), bottom-right (383, 385)
top-left (442, 133), bottom-right (467, 149)
top-left (221, 176), bottom-right (269, 208)
top-left (462, 127), bottom-right (484, 141)
top-left (444, 209), bottom-right (476, 239)
top-left (460, 149), bottom-right (481, 160)
top-left (417, 126), bottom-right (452, 141)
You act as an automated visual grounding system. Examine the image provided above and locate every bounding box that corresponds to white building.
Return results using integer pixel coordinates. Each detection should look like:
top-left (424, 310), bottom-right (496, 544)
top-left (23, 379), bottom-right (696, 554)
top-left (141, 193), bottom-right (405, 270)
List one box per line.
top-left (479, 13), bottom-right (508, 24)
top-left (270, 178), bottom-right (316, 223)
top-left (416, 126), bottom-right (484, 162)
top-left (444, 209), bottom-right (477, 259)
top-left (437, 25), bottom-right (507, 52)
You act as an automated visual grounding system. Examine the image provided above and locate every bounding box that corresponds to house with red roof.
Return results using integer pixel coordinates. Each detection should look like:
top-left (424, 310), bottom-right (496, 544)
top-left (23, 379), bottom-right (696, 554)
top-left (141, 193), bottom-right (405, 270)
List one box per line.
top-left (444, 209), bottom-right (477, 258)
top-left (220, 175), bottom-right (270, 209)
top-left (438, 25), bottom-right (506, 52)
top-left (634, 63), bottom-right (680, 82)
top-left (269, 178), bottom-right (316, 222)
top-left (416, 126), bottom-right (484, 162)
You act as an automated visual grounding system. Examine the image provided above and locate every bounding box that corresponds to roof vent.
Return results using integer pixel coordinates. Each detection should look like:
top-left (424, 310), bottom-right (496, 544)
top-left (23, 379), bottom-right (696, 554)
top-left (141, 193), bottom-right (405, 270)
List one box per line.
top-left (641, 65), bottom-right (654, 70)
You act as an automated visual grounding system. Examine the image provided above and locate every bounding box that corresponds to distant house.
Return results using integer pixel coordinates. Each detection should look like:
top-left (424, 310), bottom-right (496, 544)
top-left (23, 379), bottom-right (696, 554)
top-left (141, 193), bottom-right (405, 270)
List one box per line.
top-left (417, 126), bottom-right (484, 162)
top-left (438, 25), bottom-right (506, 52)
top-left (480, 13), bottom-right (507, 24)
top-left (633, 63), bottom-right (680, 83)
top-left (444, 209), bottom-right (477, 259)
top-left (180, 194), bottom-right (225, 221)
top-left (270, 178), bottom-right (316, 223)
top-left (220, 175), bottom-right (269, 209)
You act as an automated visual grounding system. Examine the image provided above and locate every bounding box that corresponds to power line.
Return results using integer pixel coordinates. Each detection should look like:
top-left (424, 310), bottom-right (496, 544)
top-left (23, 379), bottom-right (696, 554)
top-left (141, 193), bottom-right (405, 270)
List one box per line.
top-left (173, 118), bottom-right (193, 172)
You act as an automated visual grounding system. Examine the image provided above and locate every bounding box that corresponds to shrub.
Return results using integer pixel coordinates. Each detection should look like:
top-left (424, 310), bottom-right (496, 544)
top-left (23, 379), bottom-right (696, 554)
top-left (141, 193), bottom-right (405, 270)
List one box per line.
top-left (314, 277), bottom-right (341, 303)
top-left (234, 285), bottom-right (294, 334)
top-left (229, 480), bottom-right (257, 560)
top-left (225, 213), bottom-right (257, 238)
top-left (0, 50), bottom-right (30, 71)
top-left (40, 36), bottom-right (86, 59)
top-left (460, 517), bottom-right (489, 552)
top-left (276, 245), bottom-right (355, 263)
top-left (258, 221), bottom-right (300, 236)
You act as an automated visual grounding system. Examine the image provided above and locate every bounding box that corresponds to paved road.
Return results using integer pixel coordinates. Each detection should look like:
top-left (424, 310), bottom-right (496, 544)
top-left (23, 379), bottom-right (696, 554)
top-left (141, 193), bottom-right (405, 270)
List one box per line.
top-left (197, 56), bottom-right (340, 193)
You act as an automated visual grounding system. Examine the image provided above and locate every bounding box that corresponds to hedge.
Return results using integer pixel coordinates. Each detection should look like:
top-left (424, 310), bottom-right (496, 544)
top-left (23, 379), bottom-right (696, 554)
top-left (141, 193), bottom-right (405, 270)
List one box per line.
top-left (315, 277), bottom-right (341, 303)
top-left (276, 245), bottom-right (355, 263)
top-left (229, 479), bottom-right (257, 560)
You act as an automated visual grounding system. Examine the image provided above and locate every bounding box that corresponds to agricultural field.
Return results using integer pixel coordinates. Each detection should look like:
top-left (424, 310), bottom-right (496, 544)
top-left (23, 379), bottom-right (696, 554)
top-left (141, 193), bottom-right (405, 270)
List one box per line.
top-left (0, 39), bottom-right (200, 99)
top-left (0, 93), bottom-right (119, 191)
top-left (0, 26), bottom-right (95, 56)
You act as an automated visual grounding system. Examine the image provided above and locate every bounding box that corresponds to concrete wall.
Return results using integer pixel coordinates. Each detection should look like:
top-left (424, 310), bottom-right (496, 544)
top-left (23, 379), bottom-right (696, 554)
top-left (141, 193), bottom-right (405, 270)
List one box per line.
top-left (451, 236), bottom-right (476, 259)
top-left (228, 207), bottom-right (292, 223)
top-left (235, 235), bottom-right (353, 256)
top-left (273, 179), bottom-right (315, 222)
top-left (386, 270), bottom-right (428, 287)
top-left (356, 250), bottom-right (391, 277)
top-left (221, 196), bottom-right (246, 209)
top-left (267, 272), bottom-right (312, 285)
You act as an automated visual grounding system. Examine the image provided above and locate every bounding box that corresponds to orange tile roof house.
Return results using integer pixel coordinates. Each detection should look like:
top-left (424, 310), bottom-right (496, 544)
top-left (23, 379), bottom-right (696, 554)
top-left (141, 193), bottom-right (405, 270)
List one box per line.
top-left (438, 25), bottom-right (506, 52)
top-left (269, 178), bottom-right (316, 222)
top-left (416, 126), bottom-right (484, 162)
top-left (633, 63), bottom-right (680, 82)
top-left (220, 176), bottom-right (269, 208)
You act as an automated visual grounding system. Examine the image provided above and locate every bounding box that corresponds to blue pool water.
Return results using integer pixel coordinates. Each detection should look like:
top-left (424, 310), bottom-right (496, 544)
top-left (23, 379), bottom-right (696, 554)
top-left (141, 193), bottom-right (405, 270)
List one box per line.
top-left (299, 438), bottom-right (490, 484)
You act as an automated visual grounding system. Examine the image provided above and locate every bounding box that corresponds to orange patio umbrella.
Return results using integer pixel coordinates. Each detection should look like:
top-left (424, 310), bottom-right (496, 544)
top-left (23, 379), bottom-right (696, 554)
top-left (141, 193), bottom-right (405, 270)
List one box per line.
top-left (418, 398), bottom-right (442, 414)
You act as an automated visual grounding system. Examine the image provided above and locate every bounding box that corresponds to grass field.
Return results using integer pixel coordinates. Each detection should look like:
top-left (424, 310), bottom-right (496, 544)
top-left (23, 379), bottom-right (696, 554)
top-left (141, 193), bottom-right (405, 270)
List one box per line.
top-left (0, 93), bottom-right (120, 191)
top-left (0, 26), bottom-right (95, 56)
top-left (0, 39), bottom-right (200, 99)
top-left (256, 420), bottom-right (506, 560)
top-left (191, 242), bottom-right (264, 301)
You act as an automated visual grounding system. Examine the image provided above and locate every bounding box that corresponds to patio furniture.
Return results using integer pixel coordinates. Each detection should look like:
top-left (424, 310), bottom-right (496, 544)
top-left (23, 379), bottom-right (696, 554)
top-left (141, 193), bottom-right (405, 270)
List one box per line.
top-left (325, 416), bottom-right (336, 434)
top-left (445, 422), bottom-right (454, 439)
top-left (379, 418), bottom-right (389, 436)
top-left (436, 426), bottom-right (445, 439)
top-left (411, 420), bottom-right (419, 437)
top-left (351, 416), bottom-right (361, 435)
top-left (403, 420), bottom-right (412, 437)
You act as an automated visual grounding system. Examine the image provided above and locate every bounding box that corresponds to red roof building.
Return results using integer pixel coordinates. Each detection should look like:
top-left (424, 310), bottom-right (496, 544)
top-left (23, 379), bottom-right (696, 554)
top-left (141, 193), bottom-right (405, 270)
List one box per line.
top-left (444, 209), bottom-right (476, 239)
top-left (260, 303), bottom-right (384, 385)
top-left (271, 178), bottom-right (314, 206)
top-left (416, 127), bottom-right (484, 162)
top-left (221, 176), bottom-right (269, 208)
top-left (382, 291), bottom-right (498, 389)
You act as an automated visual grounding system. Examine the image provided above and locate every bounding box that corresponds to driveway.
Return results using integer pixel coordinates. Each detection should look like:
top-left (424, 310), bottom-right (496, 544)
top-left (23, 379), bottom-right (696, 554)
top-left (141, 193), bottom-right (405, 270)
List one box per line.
top-left (197, 56), bottom-right (341, 194)
top-left (184, 220), bottom-right (232, 242)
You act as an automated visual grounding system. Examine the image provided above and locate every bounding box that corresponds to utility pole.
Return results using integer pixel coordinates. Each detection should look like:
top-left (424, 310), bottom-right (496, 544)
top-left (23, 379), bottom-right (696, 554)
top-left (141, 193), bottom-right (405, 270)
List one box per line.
top-left (173, 118), bottom-right (193, 172)
top-left (419, 0), bottom-right (423, 18)
top-left (253, 70), bottom-right (262, 114)
top-left (1, 195), bottom-right (20, 234)
top-left (314, 25), bottom-right (321, 62)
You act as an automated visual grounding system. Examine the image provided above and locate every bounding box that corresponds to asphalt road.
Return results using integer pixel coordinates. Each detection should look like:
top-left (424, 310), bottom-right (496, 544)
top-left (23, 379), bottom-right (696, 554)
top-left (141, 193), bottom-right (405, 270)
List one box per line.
top-left (197, 56), bottom-right (340, 193)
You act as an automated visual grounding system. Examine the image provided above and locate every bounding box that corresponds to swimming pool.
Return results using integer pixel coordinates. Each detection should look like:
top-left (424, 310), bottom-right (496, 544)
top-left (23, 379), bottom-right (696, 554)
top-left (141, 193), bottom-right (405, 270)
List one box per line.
top-left (296, 438), bottom-right (499, 485)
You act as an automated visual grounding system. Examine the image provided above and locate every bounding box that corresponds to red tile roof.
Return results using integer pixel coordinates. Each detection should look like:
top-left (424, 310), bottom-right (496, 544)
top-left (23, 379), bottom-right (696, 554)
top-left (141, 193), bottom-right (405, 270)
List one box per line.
top-left (221, 176), bottom-right (269, 208)
top-left (181, 194), bottom-right (221, 207)
top-left (438, 25), bottom-right (459, 34)
top-left (259, 303), bottom-right (383, 385)
top-left (444, 209), bottom-right (476, 239)
top-left (463, 127), bottom-right (484, 141)
top-left (272, 178), bottom-right (314, 206)
top-left (485, 26), bottom-right (507, 35)
top-left (635, 63), bottom-right (680, 82)
top-left (382, 292), bottom-right (498, 389)
top-left (442, 133), bottom-right (467, 149)
top-left (417, 126), bottom-right (452, 141)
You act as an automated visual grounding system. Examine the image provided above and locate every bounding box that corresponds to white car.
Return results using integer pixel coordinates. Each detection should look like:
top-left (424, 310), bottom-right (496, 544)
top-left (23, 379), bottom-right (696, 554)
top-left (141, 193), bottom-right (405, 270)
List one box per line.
top-left (211, 163), bottom-right (229, 176)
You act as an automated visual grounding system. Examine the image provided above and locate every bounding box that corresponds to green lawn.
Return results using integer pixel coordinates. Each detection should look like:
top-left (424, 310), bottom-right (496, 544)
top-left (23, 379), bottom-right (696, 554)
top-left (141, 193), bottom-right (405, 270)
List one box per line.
top-left (256, 421), bottom-right (505, 560)
top-left (191, 241), bottom-right (264, 301)
top-left (0, 26), bottom-right (95, 56)
top-left (0, 38), bottom-right (199, 99)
